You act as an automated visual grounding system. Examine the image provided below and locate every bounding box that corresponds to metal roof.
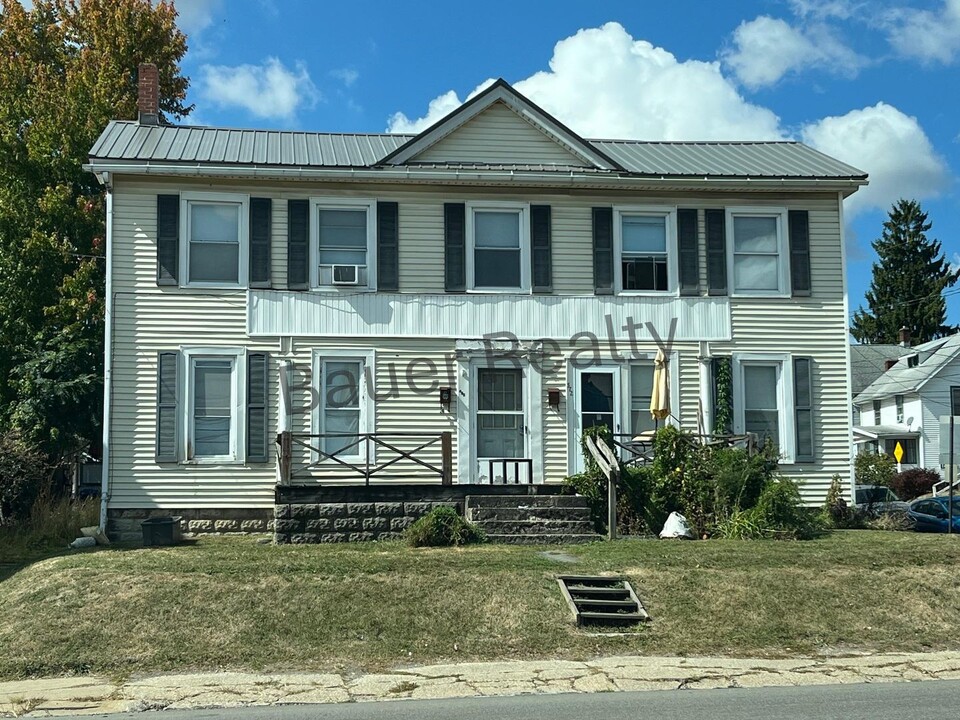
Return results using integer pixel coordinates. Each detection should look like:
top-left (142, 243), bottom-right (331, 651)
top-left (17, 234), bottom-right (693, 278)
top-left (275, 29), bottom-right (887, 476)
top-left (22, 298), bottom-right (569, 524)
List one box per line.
top-left (89, 120), bottom-right (867, 180)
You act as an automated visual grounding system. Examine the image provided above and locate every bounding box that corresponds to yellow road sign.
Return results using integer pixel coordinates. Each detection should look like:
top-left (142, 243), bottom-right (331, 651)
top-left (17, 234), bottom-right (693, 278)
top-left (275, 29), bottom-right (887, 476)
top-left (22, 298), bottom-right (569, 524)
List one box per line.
top-left (893, 441), bottom-right (905, 464)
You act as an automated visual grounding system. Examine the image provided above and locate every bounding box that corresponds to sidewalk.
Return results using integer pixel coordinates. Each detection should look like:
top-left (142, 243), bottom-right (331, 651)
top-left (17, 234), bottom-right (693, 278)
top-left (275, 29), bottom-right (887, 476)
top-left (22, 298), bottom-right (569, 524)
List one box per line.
top-left (3, 651), bottom-right (960, 717)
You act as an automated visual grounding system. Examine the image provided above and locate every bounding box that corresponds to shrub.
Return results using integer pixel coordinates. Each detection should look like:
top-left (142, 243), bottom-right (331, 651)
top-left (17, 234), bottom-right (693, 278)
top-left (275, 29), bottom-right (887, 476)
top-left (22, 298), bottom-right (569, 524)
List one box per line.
top-left (855, 452), bottom-right (895, 488)
top-left (867, 511), bottom-right (914, 532)
top-left (821, 474), bottom-right (866, 529)
top-left (0, 494), bottom-right (99, 560)
top-left (889, 468), bottom-right (941, 501)
top-left (563, 464), bottom-right (655, 535)
top-left (406, 506), bottom-right (485, 547)
top-left (748, 478), bottom-right (820, 539)
top-left (0, 432), bottom-right (50, 525)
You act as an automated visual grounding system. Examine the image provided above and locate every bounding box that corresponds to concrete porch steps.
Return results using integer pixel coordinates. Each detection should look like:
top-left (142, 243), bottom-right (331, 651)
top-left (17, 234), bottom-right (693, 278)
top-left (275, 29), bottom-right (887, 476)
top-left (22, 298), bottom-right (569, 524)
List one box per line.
top-left (465, 494), bottom-right (602, 545)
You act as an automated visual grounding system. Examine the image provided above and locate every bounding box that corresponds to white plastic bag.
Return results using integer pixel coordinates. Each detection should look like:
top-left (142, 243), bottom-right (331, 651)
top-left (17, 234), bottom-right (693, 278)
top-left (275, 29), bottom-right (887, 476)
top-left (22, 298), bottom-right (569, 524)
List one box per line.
top-left (659, 511), bottom-right (694, 539)
top-left (69, 536), bottom-right (96, 549)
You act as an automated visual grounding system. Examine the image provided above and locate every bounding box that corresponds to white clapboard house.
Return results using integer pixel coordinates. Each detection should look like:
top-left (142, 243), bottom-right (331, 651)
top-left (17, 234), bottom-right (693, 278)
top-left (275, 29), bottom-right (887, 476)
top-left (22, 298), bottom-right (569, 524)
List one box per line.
top-left (87, 67), bottom-right (866, 540)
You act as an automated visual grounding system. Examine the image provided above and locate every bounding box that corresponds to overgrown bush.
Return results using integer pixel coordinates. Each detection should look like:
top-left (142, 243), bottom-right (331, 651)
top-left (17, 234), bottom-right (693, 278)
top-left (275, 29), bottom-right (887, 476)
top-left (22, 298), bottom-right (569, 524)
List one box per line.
top-left (406, 506), bottom-right (485, 547)
top-left (565, 425), bottom-right (809, 539)
top-left (889, 467), bottom-right (941, 501)
top-left (867, 511), bottom-right (914, 532)
top-left (855, 452), bottom-right (895, 488)
top-left (821, 474), bottom-right (866, 529)
top-left (0, 494), bottom-right (99, 561)
top-left (0, 432), bottom-right (50, 525)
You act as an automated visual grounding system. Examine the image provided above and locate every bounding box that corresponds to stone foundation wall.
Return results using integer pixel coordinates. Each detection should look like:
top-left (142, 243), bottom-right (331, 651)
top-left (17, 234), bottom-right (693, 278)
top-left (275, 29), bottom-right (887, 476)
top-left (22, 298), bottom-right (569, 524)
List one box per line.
top-left (273, 500), bottom-right (461, 544)
top-left (108, 508), bottom-right (274, 543)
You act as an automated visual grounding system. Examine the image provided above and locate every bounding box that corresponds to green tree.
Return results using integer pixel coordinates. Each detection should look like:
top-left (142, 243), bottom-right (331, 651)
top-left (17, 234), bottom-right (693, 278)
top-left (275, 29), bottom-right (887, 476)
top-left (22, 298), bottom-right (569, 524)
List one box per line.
top-left (851, 199), bottom-right (958, 344)
top-left (0, 0), bottom-right (190, 460)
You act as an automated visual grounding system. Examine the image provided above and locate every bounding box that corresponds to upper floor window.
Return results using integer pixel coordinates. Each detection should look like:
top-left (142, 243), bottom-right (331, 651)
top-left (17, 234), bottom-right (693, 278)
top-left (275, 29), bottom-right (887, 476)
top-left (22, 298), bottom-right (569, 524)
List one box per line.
top-left (310, 198), bottom-right (376, 290)
top-left (726, 208), bottom-right (789, 297)
top-left (614, 207), bottom-right (676, 294)
top-left (466, 202), bottom-right (530, 292)
top-left (895, 395), bottom-right (904, 423)
top-left (181, 192), bottom-right (249, 288)
top-left (951, 386), bottom-right (960, 416)
top-left (873, 399), bottom-right (881, 425)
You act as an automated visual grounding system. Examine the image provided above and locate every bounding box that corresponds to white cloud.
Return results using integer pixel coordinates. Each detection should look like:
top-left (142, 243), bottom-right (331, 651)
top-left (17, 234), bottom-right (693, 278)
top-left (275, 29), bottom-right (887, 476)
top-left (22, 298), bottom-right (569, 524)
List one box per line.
top-left (723, 15), bottom-right (866, 90)
top-left (330, 68), bottom-right (360, 88)
top-left (171, 0), bottom-right (223, 37)
top-left (789, 0), bottom-right (862, 20)
top-left (886, 0), bottom-right (960, 65)
top-left (388, 24), bottom-right (781, 141)
top-left (386, 22), bottom-right (950, 220)
top-left (199, 57), bottom-right (319, 120)
top-left (801, 103), bottom-right (950, 216)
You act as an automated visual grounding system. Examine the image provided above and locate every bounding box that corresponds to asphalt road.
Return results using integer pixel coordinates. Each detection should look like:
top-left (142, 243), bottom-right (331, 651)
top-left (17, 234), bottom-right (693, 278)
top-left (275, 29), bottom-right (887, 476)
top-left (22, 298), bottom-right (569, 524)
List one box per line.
top-left (46, 680), bottom-right (960, 720)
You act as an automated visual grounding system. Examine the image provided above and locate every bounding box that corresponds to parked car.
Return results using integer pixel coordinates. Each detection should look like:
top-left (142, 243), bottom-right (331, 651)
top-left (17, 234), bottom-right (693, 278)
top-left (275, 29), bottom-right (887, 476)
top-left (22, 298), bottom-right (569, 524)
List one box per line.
top-left (908, 497), bottom-right (960, 533)
top-left (854, 485), bottom-right (910, 516)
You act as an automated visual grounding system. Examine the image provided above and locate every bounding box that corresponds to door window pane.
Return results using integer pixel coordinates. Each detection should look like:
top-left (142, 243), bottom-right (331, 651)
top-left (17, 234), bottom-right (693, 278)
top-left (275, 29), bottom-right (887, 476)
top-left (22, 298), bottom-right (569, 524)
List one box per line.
top-left (581, 372), bottom-right (615, 433)
top-left (188, 203), bottom-right (240, 284)
top-left (743, 364), bottom-right (779, 447)
top-left (732, 215), bottom-right (780, 292)
top-left (630, 363), bottom-right (656, 434)
top-left (477, 368), bottom-right (524, 458)
top-left (193, 359), bottom-right (233, 457)
top-left (622, 215), bottom-right (668, 291)
top-left (474, 211), bottom-right (521, 288)
top-left (322, 360), bottom-right (362, 456)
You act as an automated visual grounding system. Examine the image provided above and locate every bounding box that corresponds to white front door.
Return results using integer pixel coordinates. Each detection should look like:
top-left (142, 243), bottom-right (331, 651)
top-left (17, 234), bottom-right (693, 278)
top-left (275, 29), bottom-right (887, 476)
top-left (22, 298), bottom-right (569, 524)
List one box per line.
top-left (572, 367), bottom-right (621, 473)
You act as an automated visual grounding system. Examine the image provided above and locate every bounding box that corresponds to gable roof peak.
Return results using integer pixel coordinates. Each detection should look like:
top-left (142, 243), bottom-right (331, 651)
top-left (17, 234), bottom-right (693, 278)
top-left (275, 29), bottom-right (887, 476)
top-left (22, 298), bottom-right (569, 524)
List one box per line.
top-left (381, 79), bottom-right (623, 171)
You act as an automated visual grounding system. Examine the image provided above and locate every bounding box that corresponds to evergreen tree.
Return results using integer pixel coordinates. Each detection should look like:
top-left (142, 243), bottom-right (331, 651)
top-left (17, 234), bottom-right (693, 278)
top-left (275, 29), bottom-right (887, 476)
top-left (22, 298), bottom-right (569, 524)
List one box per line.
top-left (851, 199), bottom-right (958, 345)
top-left (0, 0), bottom-right (190, 460)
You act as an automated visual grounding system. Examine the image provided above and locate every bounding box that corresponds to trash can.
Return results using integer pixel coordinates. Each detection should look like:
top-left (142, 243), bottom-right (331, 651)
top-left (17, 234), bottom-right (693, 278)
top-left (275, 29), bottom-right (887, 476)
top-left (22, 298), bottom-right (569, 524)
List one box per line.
top-left (141, 516), bottom-right (183, 546)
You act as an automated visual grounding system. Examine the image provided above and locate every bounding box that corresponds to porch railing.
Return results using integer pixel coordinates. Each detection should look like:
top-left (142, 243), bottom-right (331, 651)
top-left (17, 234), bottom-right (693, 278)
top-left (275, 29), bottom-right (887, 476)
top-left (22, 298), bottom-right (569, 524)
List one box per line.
top-left (486, 458), bottom-right (534, 485)
top-left (610, 432), bottom-right (759, 467)
top-left (277, 431), bottom-right (452, 486)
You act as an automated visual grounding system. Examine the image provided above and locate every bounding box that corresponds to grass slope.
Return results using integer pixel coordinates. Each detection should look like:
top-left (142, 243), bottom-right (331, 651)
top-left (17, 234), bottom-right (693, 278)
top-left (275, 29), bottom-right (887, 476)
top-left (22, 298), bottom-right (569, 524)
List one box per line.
top-left (1, 532), bottom-right (958, 679)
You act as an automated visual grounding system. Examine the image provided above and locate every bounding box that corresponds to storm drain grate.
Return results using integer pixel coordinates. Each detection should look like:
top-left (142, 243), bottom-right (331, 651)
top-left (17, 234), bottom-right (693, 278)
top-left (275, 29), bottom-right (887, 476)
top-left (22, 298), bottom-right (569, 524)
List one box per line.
top-left (557, 575), bottom-right (650, 626)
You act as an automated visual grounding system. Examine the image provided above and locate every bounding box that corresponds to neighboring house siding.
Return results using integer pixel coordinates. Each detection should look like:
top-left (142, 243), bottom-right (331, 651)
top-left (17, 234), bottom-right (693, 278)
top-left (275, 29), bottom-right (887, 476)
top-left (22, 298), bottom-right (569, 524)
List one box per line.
top-left (107, 177), bottom-right (848, 508)
top-left (919, 367), bottom-right (960, 471)
top-left (415, 101), bottom-right (589, 166)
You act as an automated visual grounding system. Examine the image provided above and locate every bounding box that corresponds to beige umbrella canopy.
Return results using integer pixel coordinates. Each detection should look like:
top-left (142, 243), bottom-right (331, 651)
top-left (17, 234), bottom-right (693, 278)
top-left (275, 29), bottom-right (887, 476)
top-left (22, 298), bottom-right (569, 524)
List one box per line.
top-left (649, 349), bottom-right (670, 422)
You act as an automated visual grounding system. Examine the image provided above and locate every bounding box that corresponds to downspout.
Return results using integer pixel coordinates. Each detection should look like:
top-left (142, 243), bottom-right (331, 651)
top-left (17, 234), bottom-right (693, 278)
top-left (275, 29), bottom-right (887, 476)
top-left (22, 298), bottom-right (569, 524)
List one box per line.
top-left (98, 176), bottom-right (113, 533)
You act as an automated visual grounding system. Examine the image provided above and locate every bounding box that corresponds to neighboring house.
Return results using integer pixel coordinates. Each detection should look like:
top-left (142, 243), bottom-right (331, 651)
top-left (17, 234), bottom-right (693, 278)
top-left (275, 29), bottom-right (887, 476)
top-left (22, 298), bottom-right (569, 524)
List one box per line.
top-left (849, 342), bottom-right (912, 425)
top-left (87, 67), bottom-right (867, 540)
top-left (854, 333), bottom-right (960, 473)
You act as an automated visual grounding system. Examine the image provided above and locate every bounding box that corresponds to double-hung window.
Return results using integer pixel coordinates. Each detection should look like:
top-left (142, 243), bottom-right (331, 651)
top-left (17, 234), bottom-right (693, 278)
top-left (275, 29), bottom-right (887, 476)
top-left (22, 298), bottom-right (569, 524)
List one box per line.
top-left (184, 348), bottom-right (244, 462)
top-left (467, 203), bottom-right (529, 292)
top-left (895, 395), bottom-right (904, 423)
top-left (726, 208), bottom-right (789, 296)
top-left (615, 208), bottom-right (675, 293)
top-left (310, 198), bottom-right (376, 289)
top-left (873, 400), bottom-right (882, 425)
top-left (182, 192), bottom-right (249, 287)
top-left (476, 368), bottom-right (525, 459)
top-left (313, 351), bottom-right (374, 462)
top-left (733, 354), bottom-right (796, 463)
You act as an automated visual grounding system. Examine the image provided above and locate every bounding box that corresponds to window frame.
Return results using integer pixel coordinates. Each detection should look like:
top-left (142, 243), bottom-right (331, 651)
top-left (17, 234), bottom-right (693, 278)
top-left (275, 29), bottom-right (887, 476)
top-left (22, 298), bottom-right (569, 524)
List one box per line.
top-left (725, 206), bottom-right (790, 298)
top-left (895, 395), bottom-right (904, 424)
top-left (465, 201), bottom-right (531, 293)
top-left (309, 197), bottom-right (378, 292)
top-left (732, 352), bottom-right (796, 464)
top-left (613, 205), bottom-right (678, 296)
top-left (180, 192), bottom-right (250, 289)
top-left (951, 386), bottom-right (960, 417)
top-left (873, 399), bottom-right (882, 425)
top-left (311, 349), bottom-right (376, 464)
top-left (182, 346), bottom-right (246, 465)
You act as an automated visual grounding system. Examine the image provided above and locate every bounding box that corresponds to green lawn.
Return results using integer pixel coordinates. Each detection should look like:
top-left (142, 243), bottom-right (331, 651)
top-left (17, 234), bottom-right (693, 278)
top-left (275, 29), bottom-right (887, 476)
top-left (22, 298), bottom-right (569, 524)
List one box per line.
top-left (1, 531), bottom-right (959, 680)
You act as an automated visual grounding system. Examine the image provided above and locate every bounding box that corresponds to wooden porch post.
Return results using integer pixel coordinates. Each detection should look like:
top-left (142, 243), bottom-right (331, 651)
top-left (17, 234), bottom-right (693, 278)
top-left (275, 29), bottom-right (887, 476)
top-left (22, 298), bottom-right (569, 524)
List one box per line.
top-left (441, 431), bottom-right (453, 485)
top-left (278, 431), bottom-right (292, 485)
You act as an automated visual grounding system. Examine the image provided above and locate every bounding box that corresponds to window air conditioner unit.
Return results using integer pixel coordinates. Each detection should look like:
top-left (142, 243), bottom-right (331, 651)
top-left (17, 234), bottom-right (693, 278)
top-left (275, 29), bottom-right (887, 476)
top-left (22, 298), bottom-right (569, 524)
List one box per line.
top-left (332, 265), bottom-right (360, 285)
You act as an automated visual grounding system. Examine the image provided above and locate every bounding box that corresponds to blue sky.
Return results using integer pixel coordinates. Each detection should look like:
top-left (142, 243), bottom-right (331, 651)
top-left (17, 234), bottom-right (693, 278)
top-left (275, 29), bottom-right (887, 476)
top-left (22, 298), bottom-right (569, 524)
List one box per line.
top-left (174, 0), bottom-right (959, 328)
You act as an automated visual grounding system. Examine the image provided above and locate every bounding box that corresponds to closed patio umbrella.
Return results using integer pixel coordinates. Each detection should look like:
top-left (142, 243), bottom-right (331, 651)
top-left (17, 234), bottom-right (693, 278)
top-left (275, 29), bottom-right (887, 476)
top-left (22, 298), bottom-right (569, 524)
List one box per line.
top-left (649, 349), bottom-right (670, 422)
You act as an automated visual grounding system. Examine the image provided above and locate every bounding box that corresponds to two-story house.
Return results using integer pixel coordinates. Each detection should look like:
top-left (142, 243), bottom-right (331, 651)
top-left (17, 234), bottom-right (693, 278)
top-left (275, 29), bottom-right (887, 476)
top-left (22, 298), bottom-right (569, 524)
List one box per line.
top-left (87, 67), bottom-right (866, 541)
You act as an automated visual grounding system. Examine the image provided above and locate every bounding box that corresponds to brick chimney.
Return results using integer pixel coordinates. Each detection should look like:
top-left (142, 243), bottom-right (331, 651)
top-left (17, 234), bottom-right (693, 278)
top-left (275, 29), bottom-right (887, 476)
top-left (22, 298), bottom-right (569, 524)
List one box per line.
top-left (137, 63), bottom-right (160, 125)
top-left (898, 326), bottom-right (911, 348)
top-left (884, 359), bottom-right (898, 371)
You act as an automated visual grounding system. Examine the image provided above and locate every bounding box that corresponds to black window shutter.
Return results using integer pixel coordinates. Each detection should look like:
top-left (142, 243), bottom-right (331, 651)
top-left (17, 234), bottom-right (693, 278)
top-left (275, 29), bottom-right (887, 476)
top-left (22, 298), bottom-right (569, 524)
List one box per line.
top-left (794, 357), bottom-right (814, 462)
top-left (789, 210), bottom-right (812, 297)
top-left (249, 197), bottom-right (272, 288)
top-left (377, 201), bottom-right (399, 291)
top-left (677, 208), bottom-right (699, 296)
top-left (705, 208), bottom-right (727, 296)
top-left (592, 207), bottom-right (614, 295)
top-left (444, 203), bottom-right (466, 292)
top-left (247, 352), bottom-right (270, 462)
top-left (531, 204), bottom-right (552, 293)
top-left (155, 351), bottom-right (179, 462)
top-left (287, 199), bottom-right (309, 290)
top-left (157, 195), bottom-right (179, 286)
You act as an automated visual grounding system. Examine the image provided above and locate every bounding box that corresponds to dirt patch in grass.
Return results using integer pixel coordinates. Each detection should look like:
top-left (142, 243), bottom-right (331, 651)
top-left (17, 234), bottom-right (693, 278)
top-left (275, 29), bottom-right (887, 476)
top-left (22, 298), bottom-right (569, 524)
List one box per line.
top-left (1, 531), bottom-right (958, 679)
